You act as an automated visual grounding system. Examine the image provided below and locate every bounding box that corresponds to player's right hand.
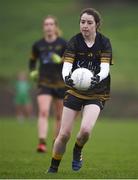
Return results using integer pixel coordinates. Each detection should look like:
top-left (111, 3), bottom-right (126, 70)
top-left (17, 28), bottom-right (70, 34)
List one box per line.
top-left (65, 74), bottom-right (74, 87)
top-left (89, 75), bottom-right (100, 90)
top-left (29, 70), bottom-right (38, 81)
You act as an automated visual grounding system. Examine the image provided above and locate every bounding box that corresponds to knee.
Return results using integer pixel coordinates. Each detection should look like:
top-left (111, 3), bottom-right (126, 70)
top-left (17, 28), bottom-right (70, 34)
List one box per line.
top-left (79, 128), bottom-right (91, 141)
top-left (39, 109), bottom-right (49, 118)
top-left (58, 132), bottom-right (71, 143)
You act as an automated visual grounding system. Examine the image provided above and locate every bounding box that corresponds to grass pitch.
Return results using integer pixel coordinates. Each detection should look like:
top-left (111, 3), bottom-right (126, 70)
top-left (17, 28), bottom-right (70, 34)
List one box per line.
top-left (0, 118), bottom-right (138, 179)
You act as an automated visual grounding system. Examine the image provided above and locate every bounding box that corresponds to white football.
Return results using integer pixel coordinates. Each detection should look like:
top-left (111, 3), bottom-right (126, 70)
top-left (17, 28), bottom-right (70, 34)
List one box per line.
top-left (71, 68), bottom-right (93, 91)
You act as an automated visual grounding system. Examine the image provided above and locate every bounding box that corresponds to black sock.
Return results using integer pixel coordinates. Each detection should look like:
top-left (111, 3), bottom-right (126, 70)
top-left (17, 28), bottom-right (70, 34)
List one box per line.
top-left (74, 142), bottom-right (83, 150)
top-left (39, 138), bottom-right (46, 145)
top-left (50, 158), bottom-right (61, 170)
top-left (73, 142), bottom-right (83, 161)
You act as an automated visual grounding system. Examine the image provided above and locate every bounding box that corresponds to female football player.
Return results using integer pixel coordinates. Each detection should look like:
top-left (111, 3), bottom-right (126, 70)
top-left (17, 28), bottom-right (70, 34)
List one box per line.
top-left (48, 8), bottom-right (113, 172)
top-left (29, 15), bottom-right (66, 152)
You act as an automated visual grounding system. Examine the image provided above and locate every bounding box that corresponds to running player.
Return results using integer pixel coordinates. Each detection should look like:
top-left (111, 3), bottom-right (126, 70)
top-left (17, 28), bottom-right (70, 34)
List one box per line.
top-left (48, 8), bottom-right (113, 172)
top-left (29, 15), bottom-right (66, 152)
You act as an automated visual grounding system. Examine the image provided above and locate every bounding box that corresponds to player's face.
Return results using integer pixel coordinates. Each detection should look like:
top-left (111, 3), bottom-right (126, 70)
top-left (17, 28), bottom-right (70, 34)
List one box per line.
top-left (80, 13), bottom-right (97, 38)
top-left (43, 18), bottom-right (57, 36)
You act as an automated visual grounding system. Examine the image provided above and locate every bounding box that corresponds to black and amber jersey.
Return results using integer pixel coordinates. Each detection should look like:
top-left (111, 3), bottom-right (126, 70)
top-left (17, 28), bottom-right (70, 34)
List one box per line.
top-left (63, 32), bottom-right (113, 101)
top-left (29, 37), bottom-right (66, 88)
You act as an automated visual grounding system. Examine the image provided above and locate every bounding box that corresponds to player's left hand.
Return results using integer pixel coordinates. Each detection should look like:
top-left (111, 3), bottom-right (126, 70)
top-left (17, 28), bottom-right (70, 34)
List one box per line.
top-left (89, 75), bottom-right (100, 89)
top-left (29, 70), bottom-right (38, 81)
top-left (51, 53), bottom-right (62, 64)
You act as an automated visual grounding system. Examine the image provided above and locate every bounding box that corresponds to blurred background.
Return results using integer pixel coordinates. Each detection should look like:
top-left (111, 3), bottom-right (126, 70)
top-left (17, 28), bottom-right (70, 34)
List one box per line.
top-left (0, 0), bottom-right (138, 118)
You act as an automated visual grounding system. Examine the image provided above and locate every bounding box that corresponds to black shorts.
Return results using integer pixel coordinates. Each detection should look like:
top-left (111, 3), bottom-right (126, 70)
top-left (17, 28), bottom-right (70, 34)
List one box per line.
top-left (64, 93), bottom-right (105, 111)
top-left (37, 85), bottom-right (65, 99)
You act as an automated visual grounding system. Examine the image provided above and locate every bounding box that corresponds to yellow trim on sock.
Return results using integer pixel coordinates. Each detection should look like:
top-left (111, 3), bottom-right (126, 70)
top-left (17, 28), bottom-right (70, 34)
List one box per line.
top-left (52, 153), bottom-right (62, 160)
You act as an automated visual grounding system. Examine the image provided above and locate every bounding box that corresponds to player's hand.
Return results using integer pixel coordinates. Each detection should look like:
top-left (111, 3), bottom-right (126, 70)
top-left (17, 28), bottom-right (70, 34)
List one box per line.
top-left (51, 53), bottom-right (62, 64)
top-left (65, 74), bottom-right (74, 87)
top-left (29, 70), bottom-right (38, 81)
top-left (89, 75), bottom-right (100, 89)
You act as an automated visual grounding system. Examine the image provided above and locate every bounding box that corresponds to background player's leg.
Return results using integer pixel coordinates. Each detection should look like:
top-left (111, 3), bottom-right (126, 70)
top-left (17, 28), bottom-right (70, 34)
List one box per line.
top-left (16, 105), bottom-right (24, 122)
top-left (53, 99), bottom-right (63, 141)
top-left (37, 95), bottom-right (52, 152)
top-left (24, 103), bottom-right (33, 119)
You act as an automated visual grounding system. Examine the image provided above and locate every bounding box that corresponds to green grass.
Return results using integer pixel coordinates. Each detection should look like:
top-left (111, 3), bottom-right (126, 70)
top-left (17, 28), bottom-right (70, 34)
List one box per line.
top-left (0, 117), bottom-right (138, 179)
top-left (0, 1), bottom-right (138, 90)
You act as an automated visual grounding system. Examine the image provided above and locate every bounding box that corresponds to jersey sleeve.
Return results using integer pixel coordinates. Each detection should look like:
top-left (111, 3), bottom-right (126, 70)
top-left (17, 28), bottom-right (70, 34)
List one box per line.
top-left (63, 37), bottom-right (76, 64)
top-left (101, 38), bottom-right (113, 65)
top-left (29, 43), bottom-right (39, 71)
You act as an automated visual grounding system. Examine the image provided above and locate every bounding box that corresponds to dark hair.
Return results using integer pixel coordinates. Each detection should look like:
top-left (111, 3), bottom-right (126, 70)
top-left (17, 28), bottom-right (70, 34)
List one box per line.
top-left (80, 8), bottom-right (101, 30)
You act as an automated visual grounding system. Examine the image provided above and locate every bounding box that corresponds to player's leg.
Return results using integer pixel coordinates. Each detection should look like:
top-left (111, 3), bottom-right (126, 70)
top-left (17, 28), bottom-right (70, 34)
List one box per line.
top-left (15, 95), bottom-right (24, 121)
top-left (37, 94), bottom-right (52, 152)
top-left (24, 103), bottom-right (33, 119)
top-left (77, 104), bottom-right (100, 145)
top-left (53, 99), bottom-right (63, 141)
top-left (23, 95), bottom-right (33, 119)
top-left (48, 107), bottom-right (78, 172)
top-left (21, 95), bottom-right (31, 119)
top-left (72, 104), bottom-right (100, 171)
top-left (16, 104), bottom-right (24, 121)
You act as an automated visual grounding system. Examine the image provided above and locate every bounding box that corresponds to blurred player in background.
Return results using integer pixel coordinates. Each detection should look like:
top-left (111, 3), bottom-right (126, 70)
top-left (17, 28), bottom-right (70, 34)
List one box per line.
top-left (29, 15), bottom-right (66, 152)
top-left (14, 71), bottom-right (32, 121)
top-left (48, 8), bottom-right (113, 172)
